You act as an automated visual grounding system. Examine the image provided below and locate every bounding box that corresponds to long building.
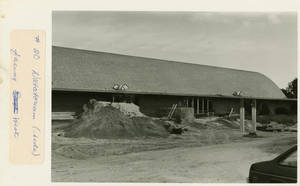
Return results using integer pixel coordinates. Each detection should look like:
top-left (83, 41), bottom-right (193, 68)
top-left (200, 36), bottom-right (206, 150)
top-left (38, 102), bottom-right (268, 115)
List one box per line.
top-left (52, 46), bottom-right (296, 118)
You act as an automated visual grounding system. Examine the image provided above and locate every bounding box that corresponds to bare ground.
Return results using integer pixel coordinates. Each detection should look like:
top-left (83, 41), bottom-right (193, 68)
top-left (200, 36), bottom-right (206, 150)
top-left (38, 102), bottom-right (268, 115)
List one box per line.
top-left (52, 129), bottom-right (296, 183)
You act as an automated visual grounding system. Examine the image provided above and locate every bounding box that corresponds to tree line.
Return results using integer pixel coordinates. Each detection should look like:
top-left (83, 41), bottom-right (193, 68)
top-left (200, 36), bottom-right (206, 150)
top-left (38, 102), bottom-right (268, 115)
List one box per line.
top-left (281, 78), bottom-right (297, 98)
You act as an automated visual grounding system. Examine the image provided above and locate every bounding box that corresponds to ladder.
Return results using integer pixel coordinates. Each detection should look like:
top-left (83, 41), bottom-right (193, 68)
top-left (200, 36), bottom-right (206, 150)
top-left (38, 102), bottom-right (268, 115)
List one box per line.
top-left (168, 104), bottom-right (177, 119)
top-left (228, 108), bottom-right (234, 118)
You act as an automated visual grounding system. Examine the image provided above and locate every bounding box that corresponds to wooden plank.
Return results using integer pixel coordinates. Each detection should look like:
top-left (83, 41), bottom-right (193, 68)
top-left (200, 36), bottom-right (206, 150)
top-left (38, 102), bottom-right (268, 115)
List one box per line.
top-left (167, 105), bottom-right (173, 118)
top-left (52, 112), bottom-right (75, 120)
top-left (240, 99), bottom-right (245, 134)
top-left (252, 99), bottom-right (257, 133)
top-left (168, 104), bottom-right (177, 119)
top-left (228, 108), bottom-right (234, 118)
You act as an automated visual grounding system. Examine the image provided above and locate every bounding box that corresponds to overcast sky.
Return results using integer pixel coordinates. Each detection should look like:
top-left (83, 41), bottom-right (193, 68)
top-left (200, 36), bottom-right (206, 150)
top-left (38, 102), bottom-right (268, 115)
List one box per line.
top-left (53, 11), bottom-right (297, 88)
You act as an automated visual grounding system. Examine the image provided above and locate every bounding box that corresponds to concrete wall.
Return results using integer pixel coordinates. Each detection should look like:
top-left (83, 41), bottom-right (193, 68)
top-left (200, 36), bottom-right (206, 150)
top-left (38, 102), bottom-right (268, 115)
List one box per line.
top-left (52, 91), bottom-right (185, 117)
top-left (52, 91), bottom-right (113, 113)
top-left (210, 98), bottom-right (296, 116)
top-left (138, 96), bottom-right (243, 117)
top-left (52, 91), bottom-right (297, 117)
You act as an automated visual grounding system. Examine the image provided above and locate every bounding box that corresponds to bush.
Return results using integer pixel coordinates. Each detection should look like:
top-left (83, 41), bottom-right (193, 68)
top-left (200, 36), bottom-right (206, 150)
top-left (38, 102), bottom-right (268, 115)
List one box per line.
top-left (257, 115), bottom-right (297, 126)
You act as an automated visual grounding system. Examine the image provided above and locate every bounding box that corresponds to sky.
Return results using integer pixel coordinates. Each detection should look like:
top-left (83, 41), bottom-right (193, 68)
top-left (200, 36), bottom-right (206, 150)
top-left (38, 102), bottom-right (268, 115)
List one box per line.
top-left (52, 11), bottom-right (297, 89)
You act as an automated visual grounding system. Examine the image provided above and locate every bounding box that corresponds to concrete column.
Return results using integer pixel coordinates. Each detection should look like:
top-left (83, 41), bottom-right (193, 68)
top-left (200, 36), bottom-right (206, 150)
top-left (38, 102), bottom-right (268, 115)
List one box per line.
top-left (186, 98), bottom-right (189, 107)
top-left (240, 99), bottom-right (245, 134)
top-left (196, 98), bottom-right (199, 114)
top-left (251, 99), bottom-right (257, 133)
top-left (207, 99), bottom-right (210, 116)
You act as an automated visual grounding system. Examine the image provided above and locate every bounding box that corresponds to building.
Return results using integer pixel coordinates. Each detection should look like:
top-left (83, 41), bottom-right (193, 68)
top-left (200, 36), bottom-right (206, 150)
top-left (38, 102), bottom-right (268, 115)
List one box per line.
top-left (52, 46), bottom-right (296, 123)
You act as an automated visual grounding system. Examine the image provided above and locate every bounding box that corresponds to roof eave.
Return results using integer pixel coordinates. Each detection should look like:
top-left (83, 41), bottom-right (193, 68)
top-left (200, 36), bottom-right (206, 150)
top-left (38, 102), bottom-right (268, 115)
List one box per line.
top-left (52, 88), bottom-right (296, 101)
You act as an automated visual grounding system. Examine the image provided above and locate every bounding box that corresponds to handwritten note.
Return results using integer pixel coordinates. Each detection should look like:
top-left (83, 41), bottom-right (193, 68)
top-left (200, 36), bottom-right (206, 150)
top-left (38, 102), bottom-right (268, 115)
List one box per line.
top-left (9, 30), bottom-right (45, 164)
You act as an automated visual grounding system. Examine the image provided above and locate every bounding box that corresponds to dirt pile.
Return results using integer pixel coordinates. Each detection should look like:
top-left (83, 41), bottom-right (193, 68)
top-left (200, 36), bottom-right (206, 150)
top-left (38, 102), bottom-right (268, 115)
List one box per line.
top-left (64, 100), bottom-right (169, 139)
top-left (112, 102), bottom-right (145, 117)
top-left (215, 118), bottom-right (240, 129)
top-left (83, 101), bottom-right (145, 117)
top-left (191, 117), bottom-right (238, 129)
top-left (85, 101), bottom-right (145, 117)
top-left (191, 117), bottom-right (263, 132)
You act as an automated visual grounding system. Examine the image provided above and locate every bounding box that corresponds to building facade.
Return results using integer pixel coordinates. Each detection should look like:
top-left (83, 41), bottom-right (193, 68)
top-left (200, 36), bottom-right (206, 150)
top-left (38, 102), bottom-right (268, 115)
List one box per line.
top-left (52, 46), bottom-right (296, 118)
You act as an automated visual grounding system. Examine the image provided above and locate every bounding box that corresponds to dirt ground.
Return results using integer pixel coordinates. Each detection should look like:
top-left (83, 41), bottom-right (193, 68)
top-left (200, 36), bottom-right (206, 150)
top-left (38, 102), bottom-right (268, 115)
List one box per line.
top-left (52, 129), bottom-right (296, 183)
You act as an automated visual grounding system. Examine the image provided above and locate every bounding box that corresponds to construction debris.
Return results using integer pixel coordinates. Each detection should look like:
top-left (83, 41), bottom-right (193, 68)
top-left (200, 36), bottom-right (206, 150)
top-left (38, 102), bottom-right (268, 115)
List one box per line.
top-left (286, 124), bottom-right (297, 132)
top-left (163, 120), bottom-right (188, 134)
top-left (243, 132), bottom-right (260, 138)
top-left (173, 107), bottom-right (195, 124)
top-left (83, 100), bottom-right (145, 117)
top-left (52, 112), bottom-right (76, 120)
top-left (64, 100), bottom-right (169, 139)
top-left (257, 122), bottom-right (297, 132)
top-left (61, 99), bottom-right (296, 141)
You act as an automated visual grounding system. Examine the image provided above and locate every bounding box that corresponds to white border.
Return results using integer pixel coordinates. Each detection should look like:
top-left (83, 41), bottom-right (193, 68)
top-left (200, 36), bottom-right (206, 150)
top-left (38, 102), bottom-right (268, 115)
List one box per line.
top-left (0, 0), bottom-right (299, 185)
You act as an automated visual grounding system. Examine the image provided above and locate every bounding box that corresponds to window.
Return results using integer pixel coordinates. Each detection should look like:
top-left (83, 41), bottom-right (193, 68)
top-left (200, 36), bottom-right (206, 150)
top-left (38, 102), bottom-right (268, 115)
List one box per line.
top-left (279, 150), bottom-right (297, 167)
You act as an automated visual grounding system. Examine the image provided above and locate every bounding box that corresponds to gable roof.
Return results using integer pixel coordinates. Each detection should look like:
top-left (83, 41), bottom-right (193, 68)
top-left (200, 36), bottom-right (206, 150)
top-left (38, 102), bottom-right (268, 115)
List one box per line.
top-left (52, 46), bottom-right (286, 99)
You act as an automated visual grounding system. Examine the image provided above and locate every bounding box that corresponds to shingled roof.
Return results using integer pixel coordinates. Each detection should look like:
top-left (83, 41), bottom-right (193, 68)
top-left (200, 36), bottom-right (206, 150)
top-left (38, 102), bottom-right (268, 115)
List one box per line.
top-left (52, 46), bottom-right (286, 99)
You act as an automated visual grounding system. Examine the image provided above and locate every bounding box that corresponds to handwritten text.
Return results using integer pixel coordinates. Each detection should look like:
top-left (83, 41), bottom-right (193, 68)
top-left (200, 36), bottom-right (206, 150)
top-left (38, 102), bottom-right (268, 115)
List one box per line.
top-left (32, 70), bottom-right (40, 120)
top-left (12, 117), bottom-right (19, 137)
top-left (13, 90), bottom-right (20, 114)
top-left (32, 126), bottom-right (40, 156)
top-left (10, 49), bottom-right (21, 81)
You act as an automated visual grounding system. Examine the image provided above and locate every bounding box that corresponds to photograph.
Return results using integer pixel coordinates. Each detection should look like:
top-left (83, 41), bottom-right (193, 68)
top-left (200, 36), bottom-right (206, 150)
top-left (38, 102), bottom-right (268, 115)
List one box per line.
top-left (51, 11), bottom-right (297, 183)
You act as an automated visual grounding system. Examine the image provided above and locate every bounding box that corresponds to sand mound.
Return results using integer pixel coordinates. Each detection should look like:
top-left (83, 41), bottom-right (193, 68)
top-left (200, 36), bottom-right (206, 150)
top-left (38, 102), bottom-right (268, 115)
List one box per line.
top-left (215, 118), bottom-right (240, 129)
top-left (112, 102), bottom-right (145, 117)
top-left (64, 100), bottom-right (169, 139)
top-left (83, 101), bottom-right (145, 117)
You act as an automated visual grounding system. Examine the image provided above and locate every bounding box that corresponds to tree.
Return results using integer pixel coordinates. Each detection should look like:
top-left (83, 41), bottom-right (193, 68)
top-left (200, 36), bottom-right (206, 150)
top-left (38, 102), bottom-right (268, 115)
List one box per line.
top-left (281, 78), bottom-right (297, 98)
